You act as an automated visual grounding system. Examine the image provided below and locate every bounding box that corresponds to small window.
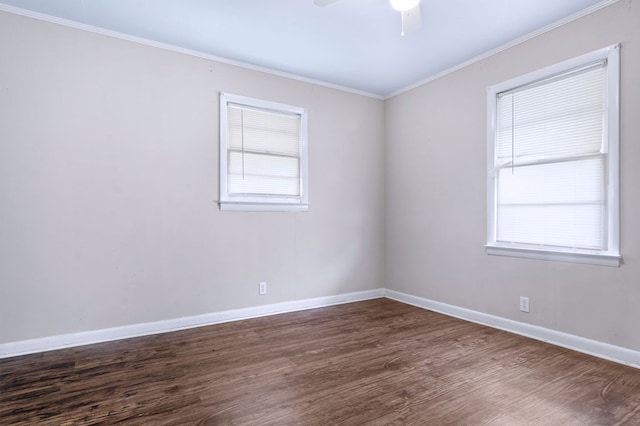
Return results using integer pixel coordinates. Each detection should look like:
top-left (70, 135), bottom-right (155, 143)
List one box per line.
top-left (219, 93), bottom-right (308, 211)
top-left (486, 45), bottom-right (620, 266)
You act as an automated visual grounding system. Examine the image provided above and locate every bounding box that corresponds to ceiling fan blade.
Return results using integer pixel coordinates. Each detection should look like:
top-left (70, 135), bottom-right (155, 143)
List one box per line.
top-left (314, 0), bottom-right (340, 6)
top-left (400, 4), bottom-right (422, 35)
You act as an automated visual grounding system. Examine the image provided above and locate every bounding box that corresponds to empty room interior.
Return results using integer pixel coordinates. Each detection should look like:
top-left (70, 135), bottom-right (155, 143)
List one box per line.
top-left (1, 0), bottom-right (640, 424)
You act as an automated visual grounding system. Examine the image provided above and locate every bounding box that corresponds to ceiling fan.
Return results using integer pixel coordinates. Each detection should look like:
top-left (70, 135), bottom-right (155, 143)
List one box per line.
top-left (313, 0), bottom-right (422, 36)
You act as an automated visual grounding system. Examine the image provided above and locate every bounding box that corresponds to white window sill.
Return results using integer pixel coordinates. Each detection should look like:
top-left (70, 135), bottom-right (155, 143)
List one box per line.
top-left (219, 202), bottom-right (309, 212)
top-left (485, 245), bottom-right (621, 267)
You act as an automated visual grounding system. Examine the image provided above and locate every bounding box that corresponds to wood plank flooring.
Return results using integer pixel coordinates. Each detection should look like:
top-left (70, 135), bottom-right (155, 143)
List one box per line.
top-left (2, 298), bottom-right (640, 425)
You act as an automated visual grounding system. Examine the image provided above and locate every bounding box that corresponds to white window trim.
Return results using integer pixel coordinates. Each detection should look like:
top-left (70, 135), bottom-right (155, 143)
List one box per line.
top-left (486, 44), bottom-right (621, 267)
top-left (219, 92), bottom-right (309, 212)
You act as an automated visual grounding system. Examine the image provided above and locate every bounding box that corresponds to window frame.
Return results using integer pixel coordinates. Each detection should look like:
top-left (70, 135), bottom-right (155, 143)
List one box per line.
top-left (486, 45), bottom-right (621, 267)
top-left (219, 92), bottom-right (309, 212)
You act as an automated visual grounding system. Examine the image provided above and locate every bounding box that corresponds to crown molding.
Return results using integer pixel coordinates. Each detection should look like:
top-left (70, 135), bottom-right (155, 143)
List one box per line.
top-left (385, 0), bottom-right (622, 99)
top-left (0, 3), bottom-right (384, 100)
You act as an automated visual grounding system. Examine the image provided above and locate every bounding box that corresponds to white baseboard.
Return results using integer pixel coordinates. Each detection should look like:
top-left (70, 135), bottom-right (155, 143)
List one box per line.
top-left (4, 287), bottom-right (639, 369)
top-left (384, 289), bottom-right (640, 369)
top-left (0, 289), bottom-right (385, 359)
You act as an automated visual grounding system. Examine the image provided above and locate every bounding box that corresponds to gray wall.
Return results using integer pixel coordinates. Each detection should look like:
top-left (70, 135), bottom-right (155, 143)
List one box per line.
top-left (0, 11), bottom-right (385, 343)
top-left (385, 0), bottom-right (640, 351)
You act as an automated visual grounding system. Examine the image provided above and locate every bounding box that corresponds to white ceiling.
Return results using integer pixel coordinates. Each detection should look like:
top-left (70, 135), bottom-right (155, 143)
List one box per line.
top-left (0, 0), bottom-right (611, 97)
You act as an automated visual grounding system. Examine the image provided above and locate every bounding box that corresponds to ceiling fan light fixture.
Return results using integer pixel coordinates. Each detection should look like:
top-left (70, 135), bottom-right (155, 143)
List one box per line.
top-left (390, 0), bottom-right (420, 12)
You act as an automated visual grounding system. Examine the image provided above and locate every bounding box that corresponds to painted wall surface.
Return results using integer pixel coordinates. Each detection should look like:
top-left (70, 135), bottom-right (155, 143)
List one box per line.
top-left (0, 11), bottom-right (385, 343)
top-left (385, 0), bottom-right (640, 351)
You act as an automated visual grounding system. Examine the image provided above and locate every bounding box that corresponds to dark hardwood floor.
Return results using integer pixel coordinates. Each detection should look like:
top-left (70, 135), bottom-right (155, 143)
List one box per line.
top-left (2, 298), bottom-right (640, 425)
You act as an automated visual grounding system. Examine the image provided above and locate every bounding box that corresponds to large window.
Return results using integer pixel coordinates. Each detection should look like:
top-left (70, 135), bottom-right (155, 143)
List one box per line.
top-left (486, 45), bottom-right (620, 266)
top-left (219, 93), bottom-right (308, 211)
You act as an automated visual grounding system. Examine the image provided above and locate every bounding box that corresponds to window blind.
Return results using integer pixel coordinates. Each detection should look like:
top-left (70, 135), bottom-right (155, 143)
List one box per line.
top-left (494, 62), bottom-right (607, 250)
top-left (226, 104), bottom-right (302, 197)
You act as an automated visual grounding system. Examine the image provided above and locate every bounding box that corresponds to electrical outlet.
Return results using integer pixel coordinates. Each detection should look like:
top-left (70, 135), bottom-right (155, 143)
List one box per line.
top-left (259, 281), bottom-right (267, 295)
top-left (520, 296), bottom-right (530, 313)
